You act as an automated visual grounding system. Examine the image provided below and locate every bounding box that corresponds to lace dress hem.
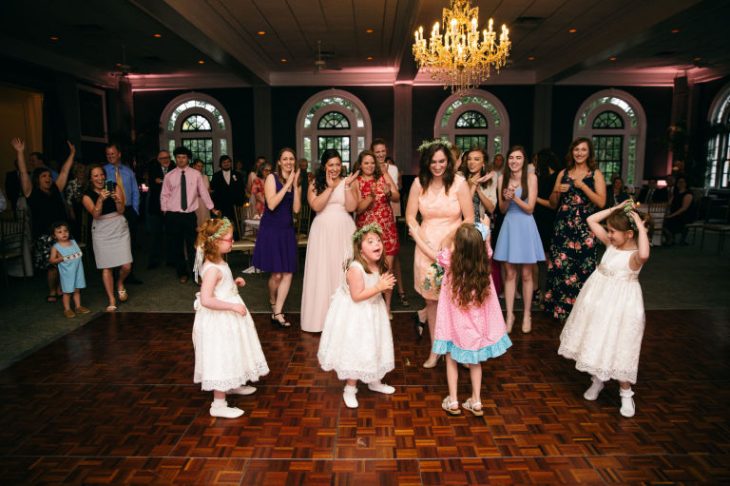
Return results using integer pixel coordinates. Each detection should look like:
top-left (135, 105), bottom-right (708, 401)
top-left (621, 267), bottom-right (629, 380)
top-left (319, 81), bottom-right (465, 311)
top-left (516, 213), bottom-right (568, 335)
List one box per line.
top-left (558, 346), bottom-right (638, 383)
top-left (195, 362), bottom-right (270, 391)
top-left (318, 361), bottom-right (395, 383)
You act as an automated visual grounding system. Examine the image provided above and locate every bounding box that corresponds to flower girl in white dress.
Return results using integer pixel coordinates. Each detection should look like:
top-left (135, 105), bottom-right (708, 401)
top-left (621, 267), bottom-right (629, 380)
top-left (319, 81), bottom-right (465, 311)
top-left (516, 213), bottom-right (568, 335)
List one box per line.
top-left (193, 218), bottom-right (269, 418)
top-left (317, 223), bottom-right (397, 408)
top-left (558, 201), bottom-right (650, 417)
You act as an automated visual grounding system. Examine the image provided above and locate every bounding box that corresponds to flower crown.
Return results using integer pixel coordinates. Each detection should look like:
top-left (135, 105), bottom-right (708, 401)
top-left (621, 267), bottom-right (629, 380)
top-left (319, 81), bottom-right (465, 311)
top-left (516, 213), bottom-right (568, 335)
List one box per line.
top-left (417, 139), bottom-right (452, 154)
top-left (352, 222), bottom-right (383, 242)
top-left (621, 199), bottom-right (639, 230)
top-left (207, 217), bottom-right (232, 241)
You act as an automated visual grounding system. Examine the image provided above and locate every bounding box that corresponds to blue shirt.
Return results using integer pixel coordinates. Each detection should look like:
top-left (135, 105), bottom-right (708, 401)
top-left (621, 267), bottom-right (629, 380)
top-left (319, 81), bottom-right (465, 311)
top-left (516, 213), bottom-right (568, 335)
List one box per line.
top-left (104, 163), bottom-right (140, 214)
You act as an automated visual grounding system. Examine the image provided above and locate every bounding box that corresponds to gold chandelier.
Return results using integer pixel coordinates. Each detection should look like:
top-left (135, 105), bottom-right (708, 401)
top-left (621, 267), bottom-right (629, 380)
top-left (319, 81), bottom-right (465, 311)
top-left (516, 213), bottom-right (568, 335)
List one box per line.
top-left (413, 0), bottom-right (511, 93)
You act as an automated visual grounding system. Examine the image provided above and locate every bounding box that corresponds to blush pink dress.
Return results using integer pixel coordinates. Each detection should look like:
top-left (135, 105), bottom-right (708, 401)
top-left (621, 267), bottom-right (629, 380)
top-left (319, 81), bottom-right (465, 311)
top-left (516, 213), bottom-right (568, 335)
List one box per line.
top-left (300, 181), bottom-right (356, 332)
top-left (431, 246), bottom-right (512, 364)
top-left (413, 176), bottom-right (466, 301)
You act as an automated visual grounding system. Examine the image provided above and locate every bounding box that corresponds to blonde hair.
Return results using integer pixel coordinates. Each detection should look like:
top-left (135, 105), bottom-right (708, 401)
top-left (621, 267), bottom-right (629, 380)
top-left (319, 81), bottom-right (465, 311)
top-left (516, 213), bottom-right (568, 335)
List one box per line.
top-left (195, 218), bottom-right (232, 262)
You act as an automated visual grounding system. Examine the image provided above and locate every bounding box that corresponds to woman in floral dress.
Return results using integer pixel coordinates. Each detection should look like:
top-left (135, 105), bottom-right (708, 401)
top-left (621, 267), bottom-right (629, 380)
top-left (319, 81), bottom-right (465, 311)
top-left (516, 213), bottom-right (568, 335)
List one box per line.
top-left (543, 138), bottom-right (606, 321)
top-left (354, 149), bottom-right (400, 315)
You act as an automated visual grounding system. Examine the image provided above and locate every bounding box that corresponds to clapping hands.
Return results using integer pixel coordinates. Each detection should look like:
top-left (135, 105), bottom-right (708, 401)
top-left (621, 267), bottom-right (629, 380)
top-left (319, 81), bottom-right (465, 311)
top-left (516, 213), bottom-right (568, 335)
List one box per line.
top-left (377, 272), bottom-right (396, 292)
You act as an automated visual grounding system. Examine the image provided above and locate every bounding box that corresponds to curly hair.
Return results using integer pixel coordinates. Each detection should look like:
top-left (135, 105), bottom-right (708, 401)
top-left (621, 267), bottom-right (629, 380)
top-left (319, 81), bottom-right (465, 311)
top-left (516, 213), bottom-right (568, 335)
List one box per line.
top-left (449, 224), bottom-right (491, 308)
top-left (418, 143), bottom-right (455, 194)
top-left (352, 150), bottom-right (382, 180)
top-left (352, 226), bottom-right (389, 275)
top-left (314, 148), bottom-right (342, 195)
top-left (195, 218), bottom-right (232, 262)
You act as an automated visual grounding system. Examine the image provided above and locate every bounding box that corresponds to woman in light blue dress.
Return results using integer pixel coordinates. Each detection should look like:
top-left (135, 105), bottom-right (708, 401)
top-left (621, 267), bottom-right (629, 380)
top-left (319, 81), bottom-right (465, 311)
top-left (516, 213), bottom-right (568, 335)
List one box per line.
top-left (494, 146), bottom-right (544, 334)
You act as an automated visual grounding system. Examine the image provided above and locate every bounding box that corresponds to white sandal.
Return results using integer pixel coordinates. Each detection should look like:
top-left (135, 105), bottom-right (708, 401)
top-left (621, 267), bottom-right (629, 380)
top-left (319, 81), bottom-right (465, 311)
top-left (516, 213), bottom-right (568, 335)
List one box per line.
top-left (462, 398), bottom-right (484, 417)
top-left (441, 396), bottom-right (461, 415)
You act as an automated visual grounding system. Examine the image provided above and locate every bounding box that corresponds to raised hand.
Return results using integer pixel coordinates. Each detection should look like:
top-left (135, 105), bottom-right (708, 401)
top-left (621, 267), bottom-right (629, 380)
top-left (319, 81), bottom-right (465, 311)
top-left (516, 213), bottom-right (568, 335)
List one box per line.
top-left (344, 170), bottom-right (360, 187)
top-left (234, 277), bottom-right (246, 287)
top-left (476, 171), bottom-right (494, 184)
top-left (629, 210), bottom-right (646, 231)
top-left (11, 138), bottom-right (25, 152)
top-left (377, 272), bottom-right (396, 292)
top-left (66, 140), bottom-right (76, 154)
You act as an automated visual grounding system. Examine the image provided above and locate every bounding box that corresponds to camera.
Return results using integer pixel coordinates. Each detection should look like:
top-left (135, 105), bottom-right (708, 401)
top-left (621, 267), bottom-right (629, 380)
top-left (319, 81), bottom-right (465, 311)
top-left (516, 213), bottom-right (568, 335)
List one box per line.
top-left (105, 180), bottom-right (116, 192)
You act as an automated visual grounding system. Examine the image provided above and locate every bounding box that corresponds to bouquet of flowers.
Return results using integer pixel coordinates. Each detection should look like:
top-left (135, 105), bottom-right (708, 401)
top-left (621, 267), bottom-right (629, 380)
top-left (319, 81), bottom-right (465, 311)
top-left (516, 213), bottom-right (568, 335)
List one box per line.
top-left (422, 261), bottom-right (445, 292)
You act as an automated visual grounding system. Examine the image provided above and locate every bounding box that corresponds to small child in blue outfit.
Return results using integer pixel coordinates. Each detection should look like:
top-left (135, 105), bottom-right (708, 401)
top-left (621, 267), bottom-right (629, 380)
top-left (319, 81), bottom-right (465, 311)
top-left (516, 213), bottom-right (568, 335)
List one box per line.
top-left (48, 221), bottom-right (89, 318)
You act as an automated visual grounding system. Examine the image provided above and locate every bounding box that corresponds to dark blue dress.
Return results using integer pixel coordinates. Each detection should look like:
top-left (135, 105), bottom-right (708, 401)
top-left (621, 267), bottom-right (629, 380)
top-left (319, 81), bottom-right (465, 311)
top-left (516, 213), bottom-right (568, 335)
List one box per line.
top-left (252, 176), bottom-right (297, 272)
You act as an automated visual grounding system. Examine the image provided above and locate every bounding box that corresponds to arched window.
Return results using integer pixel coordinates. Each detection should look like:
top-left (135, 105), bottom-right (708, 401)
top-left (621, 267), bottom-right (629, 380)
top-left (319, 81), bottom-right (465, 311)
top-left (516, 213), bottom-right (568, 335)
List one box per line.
top-left (159, 93), bottom-right (233, 177)
top-left (296, 89), bottom-right (372, 173)
top-left (706, 82), bottom-right (730, 188)
top-left (574, 89), bottom-right (646, 187)
top-left (434, 89), bottom-right (509, 158)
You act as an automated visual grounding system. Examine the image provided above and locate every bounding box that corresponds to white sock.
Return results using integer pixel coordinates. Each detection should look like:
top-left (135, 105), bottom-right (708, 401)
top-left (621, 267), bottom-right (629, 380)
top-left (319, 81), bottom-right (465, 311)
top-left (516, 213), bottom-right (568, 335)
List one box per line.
top-left (212, 398), bottom-right (227, 408)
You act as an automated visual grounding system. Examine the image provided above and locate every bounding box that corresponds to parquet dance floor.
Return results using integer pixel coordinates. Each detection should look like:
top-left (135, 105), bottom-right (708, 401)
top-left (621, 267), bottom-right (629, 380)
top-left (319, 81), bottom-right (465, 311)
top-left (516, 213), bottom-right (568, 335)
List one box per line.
top-left (0, 309), bottom-right (728, 484)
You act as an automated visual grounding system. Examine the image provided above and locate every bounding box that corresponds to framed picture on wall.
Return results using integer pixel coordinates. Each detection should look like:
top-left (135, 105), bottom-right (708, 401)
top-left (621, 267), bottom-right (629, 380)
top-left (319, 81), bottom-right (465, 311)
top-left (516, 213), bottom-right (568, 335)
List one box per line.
top-left (78, 85), bottom-right (108, 143)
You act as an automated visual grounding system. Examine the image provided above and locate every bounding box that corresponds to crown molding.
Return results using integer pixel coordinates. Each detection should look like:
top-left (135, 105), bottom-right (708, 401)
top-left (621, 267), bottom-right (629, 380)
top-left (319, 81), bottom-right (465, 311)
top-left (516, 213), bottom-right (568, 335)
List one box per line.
top-left (129, 72), bottom-right (250, 91)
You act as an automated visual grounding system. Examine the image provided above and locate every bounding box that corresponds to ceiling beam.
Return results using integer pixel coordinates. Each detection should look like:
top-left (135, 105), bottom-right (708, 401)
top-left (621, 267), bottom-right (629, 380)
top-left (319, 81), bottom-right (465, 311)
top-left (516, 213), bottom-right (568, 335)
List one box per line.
top-left (535, 0), bottom-right (703, 84)
top-left (128, 0), bottom-right (269, 86)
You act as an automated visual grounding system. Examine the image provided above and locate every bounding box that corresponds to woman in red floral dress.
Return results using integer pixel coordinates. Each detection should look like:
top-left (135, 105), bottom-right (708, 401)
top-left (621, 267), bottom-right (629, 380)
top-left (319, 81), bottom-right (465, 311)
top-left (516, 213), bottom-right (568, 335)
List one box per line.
top-left (354, 149), bottom-right (400, 315)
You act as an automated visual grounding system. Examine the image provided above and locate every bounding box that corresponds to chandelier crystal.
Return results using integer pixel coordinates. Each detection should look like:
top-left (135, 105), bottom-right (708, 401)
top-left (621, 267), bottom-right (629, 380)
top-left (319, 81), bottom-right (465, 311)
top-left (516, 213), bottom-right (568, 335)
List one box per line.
top-left (412, 0), bottom-right (511, 93)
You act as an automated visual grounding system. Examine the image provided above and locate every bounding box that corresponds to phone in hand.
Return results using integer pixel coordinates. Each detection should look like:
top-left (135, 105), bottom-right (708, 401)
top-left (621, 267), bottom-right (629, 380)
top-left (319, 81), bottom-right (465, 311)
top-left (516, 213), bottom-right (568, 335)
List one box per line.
top-left (105, 180), bottom-right (116, 192)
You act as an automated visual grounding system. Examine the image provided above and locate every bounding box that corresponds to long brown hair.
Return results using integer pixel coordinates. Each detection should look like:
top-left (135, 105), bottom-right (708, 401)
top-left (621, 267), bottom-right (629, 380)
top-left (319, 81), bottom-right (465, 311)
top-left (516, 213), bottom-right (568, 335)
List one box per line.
top-left (502, 145), bottom-right (529, 201)
top-left (565, 137), bottom-right (598, 171)
top-left (418, 143), bottom-right (455, 194)
top-left (352, 150), bottom-right (382, 180)
top-left (449, 224), bottom-right (491, 308)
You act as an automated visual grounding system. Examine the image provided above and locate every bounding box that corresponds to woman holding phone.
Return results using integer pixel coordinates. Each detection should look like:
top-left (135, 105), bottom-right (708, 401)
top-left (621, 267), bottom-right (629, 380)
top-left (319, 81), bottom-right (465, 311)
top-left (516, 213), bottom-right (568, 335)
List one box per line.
top-left (82, 164), bottom-right (133, 311)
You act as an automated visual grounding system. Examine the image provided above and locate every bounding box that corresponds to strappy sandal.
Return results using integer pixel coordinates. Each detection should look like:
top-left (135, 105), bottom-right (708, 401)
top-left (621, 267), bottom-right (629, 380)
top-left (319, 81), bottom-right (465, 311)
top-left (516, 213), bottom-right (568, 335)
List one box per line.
top-left (271, 313), bottom-right (291, 328)
top-left (462, 398), bottom-right (484, 417)
top-left (442, 396), bottom-right (461, 415)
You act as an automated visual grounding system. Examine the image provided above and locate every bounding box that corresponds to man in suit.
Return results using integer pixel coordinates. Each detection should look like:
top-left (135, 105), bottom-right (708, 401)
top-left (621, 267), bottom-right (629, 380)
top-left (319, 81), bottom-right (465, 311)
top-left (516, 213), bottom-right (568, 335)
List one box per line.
top-left (210, 155), bottom-right (245, 234)
top-left (145, 150), bottom-right (174, 268)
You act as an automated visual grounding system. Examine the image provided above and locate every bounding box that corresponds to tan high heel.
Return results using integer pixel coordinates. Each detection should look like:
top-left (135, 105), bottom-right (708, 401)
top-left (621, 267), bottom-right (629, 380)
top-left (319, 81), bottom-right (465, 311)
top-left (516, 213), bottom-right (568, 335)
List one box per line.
top-left (522, 314), bottom-right (532, 334)
top-left (422, 354), bottom-right (441, 368)
top-left (505, 313), bottom-right (515, 333)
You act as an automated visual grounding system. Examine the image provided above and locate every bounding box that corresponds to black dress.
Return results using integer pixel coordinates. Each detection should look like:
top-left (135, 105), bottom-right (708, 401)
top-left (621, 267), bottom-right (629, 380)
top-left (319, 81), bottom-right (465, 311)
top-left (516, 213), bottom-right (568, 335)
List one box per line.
top-left (534, 171), bottom-right (559, 250)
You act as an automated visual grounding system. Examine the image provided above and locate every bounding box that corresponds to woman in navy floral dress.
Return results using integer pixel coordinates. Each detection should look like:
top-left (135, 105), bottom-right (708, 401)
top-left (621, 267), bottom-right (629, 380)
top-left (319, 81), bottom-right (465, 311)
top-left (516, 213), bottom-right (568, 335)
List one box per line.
top-left (543, 138), bottom-right (606, 321)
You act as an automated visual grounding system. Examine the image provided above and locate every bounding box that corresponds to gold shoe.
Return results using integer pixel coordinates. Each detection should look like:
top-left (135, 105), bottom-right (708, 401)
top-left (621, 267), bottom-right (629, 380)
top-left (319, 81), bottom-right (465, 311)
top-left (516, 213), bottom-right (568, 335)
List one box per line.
top-left (422, 355), bottom-right (441, 368)
top-left (521, 314), bottom-right (532, 334)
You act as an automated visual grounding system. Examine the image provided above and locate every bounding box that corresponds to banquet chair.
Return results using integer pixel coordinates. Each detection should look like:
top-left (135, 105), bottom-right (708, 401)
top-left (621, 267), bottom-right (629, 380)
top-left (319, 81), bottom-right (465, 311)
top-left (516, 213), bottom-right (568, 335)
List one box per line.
top-left (0, 210), bottom-right (28, 284)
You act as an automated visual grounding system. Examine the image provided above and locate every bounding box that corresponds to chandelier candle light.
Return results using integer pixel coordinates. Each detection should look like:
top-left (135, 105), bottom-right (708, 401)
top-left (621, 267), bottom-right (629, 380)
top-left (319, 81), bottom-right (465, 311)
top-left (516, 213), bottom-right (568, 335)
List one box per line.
top-left (413, 0), bottom-right (511, 93)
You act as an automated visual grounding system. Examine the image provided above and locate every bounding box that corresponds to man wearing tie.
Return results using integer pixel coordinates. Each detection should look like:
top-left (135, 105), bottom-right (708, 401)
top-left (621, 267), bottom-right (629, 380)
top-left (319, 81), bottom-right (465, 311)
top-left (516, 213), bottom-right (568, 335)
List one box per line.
top-left (161, 146), bottom-right (217, 283)
top-left (210, 154), bottom-right (245, 234)
top-left (104, 143), bottom-right (143, 284)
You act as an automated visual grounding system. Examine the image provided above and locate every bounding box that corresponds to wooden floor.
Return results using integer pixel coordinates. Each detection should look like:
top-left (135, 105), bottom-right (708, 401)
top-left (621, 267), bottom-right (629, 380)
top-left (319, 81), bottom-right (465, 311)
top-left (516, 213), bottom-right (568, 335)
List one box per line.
top-left (0, 309), bottom-right (728, 485)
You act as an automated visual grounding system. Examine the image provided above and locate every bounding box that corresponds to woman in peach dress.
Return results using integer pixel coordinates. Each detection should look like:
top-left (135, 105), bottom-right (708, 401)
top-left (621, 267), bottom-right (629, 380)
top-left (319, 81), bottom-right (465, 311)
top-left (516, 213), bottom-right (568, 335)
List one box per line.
top-left (406, 141), bottom-right (473, 367)
top-left (300, 149), bottom-right (359, 333)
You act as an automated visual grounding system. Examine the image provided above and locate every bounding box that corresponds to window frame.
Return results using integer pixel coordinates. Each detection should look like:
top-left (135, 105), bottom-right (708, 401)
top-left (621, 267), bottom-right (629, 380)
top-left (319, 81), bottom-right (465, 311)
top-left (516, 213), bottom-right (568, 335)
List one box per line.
top-left (706, 82), bottom-right (730, 189)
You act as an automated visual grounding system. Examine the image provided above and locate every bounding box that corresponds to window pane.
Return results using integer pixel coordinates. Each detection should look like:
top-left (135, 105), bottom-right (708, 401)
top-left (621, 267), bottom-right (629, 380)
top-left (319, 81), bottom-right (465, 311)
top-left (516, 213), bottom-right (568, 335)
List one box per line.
top-left (455, 135), bottom-right (487, 153)
top-left (318, 136), bottom-right (350, 167)
top-left (304, 137), bottom-right (312, 162)
top-left (182, 138), bottom-right (214, 176)
top-left (592, 135), bottom-right (623, 179)
top-left (318, 111), bottom-right (350, 129)
top-left (168, 139), bottom-right (176, 153)
top-left (494, 136), bottom-right (502, 156)
top-left (456, 110), bottom-right (488, 128)
top-left (220, 139), bottom-right (227, 155)
top-left (182, 114), bottom-right (212, 132)
top-left (592, 110), bottom-right (624, 129)
top-left (627, 135), bottom-right (637, 187)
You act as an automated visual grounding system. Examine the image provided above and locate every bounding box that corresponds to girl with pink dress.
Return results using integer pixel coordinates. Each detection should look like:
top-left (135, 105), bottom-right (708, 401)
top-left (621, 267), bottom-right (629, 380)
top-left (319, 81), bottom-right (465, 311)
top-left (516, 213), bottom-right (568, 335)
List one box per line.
top-left (406, 141), bottom-right (473, 368)
top-left (411, 219), bottom-right (512, 416)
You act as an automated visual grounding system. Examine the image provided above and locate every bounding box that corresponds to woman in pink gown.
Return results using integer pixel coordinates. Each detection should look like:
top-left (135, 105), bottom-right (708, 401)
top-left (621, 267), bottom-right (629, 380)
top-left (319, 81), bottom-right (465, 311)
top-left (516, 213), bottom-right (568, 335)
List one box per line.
top-left (406, 141), bottom-right (473, 367)
top-left (300, 149), bottom-right (359, 332)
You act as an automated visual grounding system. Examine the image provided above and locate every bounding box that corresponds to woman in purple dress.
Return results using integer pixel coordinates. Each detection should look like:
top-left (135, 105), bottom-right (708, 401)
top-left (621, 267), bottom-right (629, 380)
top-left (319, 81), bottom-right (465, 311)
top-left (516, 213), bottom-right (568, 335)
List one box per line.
top-left (252, 147), bottom-right (301, 328)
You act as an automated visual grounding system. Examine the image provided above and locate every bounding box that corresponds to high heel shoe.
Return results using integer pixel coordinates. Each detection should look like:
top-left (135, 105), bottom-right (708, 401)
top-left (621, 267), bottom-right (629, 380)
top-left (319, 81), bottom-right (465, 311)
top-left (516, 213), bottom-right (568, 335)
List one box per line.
top-left (422, 354), bottom-right (441, 368)
top-left (271, 313), bottom-right (291, 328)
top-left (505, 313), bottom-right (515, 333)
top-left (521, 314), bottom-right (532, 334)
top-left (413, 315), bottom-right (425, 340)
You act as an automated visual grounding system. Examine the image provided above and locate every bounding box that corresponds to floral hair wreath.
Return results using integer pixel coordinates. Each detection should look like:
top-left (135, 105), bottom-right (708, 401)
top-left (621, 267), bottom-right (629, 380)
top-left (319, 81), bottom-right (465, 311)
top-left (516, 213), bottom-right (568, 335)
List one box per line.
top-left (621, 199), bottom-right (639, 231)
top-left (352, 222), bottom-right (383, 242)
top-left (207, 217), bottom-right (232, 241)
top-left (417, 138), bottom-right (453, 154)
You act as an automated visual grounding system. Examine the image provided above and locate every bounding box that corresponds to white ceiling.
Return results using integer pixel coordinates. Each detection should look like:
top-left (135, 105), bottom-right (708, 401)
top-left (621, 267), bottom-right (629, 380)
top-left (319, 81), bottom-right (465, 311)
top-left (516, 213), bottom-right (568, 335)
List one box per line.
top-left (1, 0), bottom-right (728, 90)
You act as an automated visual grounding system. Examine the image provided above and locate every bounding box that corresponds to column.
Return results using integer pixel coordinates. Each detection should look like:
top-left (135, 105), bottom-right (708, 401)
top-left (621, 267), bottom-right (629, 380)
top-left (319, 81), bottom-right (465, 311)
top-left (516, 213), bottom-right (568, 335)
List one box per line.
top-left (253, 86), bottom-right (272, 161)
top-left (532, 83), bottom-right (553, 152)
top-left (393, 82), bottom-right (413, 173)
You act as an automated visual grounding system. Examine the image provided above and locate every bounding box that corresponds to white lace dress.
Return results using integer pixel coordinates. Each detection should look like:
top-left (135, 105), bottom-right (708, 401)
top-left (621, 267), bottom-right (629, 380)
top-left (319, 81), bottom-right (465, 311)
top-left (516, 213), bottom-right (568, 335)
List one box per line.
top-left (317, 261), bottom-right (395, 382)
top-left (558, 246), bottom-right (645, 383)
top-left (193, 262), bottom-right (269, 391)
